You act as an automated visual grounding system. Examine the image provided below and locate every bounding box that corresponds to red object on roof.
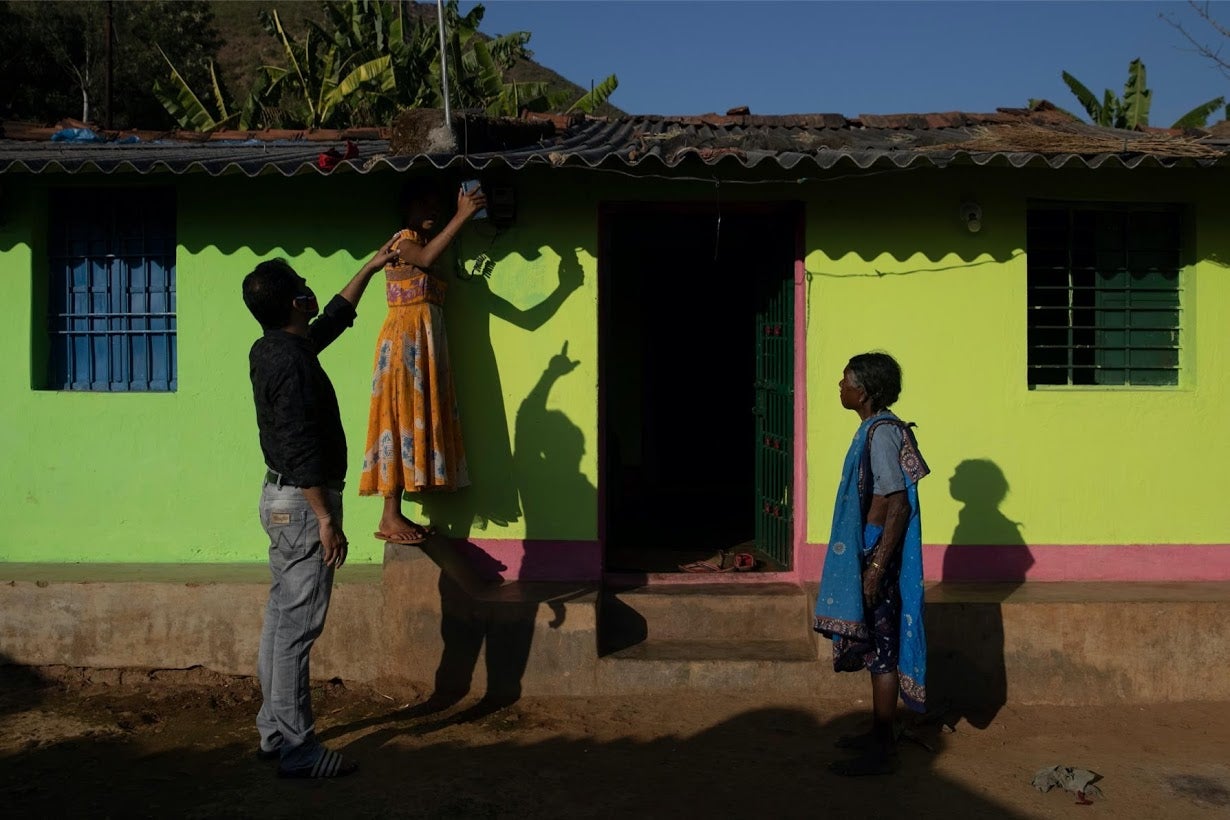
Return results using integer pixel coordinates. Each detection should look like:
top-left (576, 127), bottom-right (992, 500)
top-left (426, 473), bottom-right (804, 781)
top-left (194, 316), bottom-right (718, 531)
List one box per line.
top-left (316, 140), bottom-right (360, 171)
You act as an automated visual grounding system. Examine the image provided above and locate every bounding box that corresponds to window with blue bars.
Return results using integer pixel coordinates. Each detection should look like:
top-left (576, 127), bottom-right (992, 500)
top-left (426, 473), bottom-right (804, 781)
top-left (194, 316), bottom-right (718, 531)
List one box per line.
top-left (1026, 204), bottom-right (1183, 388)
top-left (48, 188), bottom-right (177, 392)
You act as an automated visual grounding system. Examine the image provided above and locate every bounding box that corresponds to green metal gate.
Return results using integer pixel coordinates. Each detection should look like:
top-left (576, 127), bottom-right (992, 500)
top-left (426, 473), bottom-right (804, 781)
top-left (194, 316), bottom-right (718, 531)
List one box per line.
top-left (754, 266), bottom-right (794, 568)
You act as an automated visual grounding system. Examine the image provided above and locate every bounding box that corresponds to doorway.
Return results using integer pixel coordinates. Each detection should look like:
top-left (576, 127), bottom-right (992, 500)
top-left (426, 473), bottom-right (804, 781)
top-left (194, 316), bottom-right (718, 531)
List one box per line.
top-left (600, 204), bottom-right (798, 573)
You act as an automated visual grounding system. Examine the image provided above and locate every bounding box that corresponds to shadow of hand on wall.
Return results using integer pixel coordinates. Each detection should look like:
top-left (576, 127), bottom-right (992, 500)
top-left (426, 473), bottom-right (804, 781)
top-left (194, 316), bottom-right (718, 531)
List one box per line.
top-left (514, 342), bottom-right (595, 586)
top-left (928, 459), bottom-right (1033, 731)
top-left (419, 246), bottom-right (585, 540)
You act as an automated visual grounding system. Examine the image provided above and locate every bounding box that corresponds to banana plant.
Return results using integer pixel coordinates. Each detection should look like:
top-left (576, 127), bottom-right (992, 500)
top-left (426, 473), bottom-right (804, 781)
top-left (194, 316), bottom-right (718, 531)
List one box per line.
top-left (152, 47), bottom-right (236, 131)
top-left (156, 1), bottom-right (618, 130)
top-left (434, 3), bottom-right (532, 111)
top-left (568, 74), bottom-right (619, 114)
top-left (152, 45), bottom-right (268, 131)
top-left (1061, 58), bottom-right (1224, 129)
top-left (484, 74), bottom-right (619, 117)
top-left (255, 9), bottom-right (394, 129)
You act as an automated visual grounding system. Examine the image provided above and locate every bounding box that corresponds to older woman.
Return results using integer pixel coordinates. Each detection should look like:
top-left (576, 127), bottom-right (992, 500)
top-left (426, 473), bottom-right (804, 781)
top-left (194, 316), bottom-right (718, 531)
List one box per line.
top-left (813, 352), bottom-right (929, 776)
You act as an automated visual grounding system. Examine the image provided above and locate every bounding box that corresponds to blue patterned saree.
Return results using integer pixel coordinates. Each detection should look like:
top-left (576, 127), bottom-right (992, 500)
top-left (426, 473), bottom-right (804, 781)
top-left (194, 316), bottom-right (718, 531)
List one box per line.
top-left (813, 412), bottom-right (930, 712)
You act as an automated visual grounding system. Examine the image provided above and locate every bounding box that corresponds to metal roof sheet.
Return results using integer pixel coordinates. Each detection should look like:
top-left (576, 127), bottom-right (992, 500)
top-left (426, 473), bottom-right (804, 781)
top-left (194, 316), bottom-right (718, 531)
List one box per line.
top-left (2, 106), bottom-right (1226, 178)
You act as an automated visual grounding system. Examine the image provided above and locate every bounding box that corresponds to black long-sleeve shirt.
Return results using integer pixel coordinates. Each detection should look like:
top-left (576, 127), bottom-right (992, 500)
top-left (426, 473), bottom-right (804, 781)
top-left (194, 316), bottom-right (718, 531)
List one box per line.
top-left (249, 295), bottom-right (356, 487)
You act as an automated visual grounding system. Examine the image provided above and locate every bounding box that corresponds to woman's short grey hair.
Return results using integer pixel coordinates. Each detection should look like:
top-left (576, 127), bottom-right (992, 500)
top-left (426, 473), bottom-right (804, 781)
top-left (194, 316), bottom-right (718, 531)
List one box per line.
top-left (847, 352), bottom-right (902, 411)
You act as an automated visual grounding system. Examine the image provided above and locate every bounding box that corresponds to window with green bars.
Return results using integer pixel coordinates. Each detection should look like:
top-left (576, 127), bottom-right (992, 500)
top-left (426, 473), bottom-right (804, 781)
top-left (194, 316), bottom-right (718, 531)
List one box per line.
top-left (1026, 204), bottom-right (1183, 387)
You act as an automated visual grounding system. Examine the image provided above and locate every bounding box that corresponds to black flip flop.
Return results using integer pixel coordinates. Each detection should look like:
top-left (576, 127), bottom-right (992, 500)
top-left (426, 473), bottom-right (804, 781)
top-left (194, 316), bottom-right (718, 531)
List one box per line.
top-left (277, 749), bottom-right (359, 779)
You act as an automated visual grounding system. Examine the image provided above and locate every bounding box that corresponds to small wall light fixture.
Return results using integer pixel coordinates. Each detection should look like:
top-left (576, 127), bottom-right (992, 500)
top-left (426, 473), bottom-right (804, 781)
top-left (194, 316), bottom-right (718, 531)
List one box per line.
top-left (959, 201), bottom-right (983, 233)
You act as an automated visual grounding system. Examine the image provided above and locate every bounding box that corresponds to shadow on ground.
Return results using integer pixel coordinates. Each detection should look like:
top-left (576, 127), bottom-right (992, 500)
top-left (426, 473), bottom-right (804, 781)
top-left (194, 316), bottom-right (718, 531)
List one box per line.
top-left (0, 666), bottom-right (1029, 819)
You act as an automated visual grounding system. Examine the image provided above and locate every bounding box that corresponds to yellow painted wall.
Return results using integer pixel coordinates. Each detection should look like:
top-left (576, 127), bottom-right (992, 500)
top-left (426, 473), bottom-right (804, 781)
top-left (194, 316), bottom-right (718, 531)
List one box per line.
top-left (804, 166), bottom-right (1230, 547)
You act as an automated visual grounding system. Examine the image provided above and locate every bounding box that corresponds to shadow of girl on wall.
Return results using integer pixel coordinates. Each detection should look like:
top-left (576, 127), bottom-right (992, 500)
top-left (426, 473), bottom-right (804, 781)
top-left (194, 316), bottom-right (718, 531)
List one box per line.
top-left (418, 246), bottom-right (585, 539)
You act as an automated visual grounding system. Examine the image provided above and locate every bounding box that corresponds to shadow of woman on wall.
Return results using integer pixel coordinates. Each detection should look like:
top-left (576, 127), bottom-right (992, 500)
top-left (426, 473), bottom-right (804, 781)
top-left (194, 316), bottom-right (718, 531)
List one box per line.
top-left (927, 459), bottom-right (1034, 731)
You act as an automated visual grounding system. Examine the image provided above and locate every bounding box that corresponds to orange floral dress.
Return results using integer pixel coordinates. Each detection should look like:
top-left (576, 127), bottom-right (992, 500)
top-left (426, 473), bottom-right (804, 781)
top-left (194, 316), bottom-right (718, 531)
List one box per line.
top-left (358, 229), bottom-right (469, 497)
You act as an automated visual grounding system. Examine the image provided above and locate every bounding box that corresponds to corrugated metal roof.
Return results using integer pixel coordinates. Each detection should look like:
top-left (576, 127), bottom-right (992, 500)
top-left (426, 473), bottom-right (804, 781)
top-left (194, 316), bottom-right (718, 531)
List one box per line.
top-left (2, 106), bottom-right (1226, 177)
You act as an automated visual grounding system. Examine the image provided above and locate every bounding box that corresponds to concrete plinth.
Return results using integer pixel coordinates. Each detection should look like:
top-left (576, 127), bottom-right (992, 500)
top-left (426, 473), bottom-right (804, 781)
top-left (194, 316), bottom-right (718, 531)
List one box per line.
top-left (926, 582), bottom-right (1230, 706)
top-left (0, 563), bottom-right (383, 682)
top-left (2, 559), bottom-right (1228, 706)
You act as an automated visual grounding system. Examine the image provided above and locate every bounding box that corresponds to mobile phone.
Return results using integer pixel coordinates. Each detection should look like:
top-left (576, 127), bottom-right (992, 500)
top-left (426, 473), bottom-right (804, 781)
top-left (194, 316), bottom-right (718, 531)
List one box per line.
top-left (460, 179), bottom-right (487, 220)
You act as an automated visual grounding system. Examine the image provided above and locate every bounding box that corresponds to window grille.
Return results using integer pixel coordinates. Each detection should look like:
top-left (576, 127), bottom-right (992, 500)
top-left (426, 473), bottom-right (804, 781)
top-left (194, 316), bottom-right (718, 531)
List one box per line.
top-left (1026, 205), bottom-right (1182, 387)
top-left (48, 189), bottom-right (177, 391)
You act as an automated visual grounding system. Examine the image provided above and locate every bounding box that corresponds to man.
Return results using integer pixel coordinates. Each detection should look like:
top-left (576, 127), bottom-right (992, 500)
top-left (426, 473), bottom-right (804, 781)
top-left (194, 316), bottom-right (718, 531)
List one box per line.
top-left (242, 239), bottom-right (396, 779)
top-left (813, 352), bottom-right (929, 776)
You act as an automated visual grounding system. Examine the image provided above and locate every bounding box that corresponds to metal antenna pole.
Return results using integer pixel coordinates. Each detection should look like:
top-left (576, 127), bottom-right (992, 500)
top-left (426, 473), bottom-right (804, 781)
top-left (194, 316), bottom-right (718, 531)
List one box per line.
top-left (104, 0), bottom-right (114, 129)
top-left (436, 0), bottom-right (452, 128)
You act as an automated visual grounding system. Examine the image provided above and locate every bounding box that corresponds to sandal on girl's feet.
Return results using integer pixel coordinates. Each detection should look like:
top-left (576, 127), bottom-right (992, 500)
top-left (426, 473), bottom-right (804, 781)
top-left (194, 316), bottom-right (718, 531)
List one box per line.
top-left (277, 749), bottom-right (359, 779)
top-left (373, 522), bottom-right (434, 545)
top-left (374, 530), bottom-right (426, 545)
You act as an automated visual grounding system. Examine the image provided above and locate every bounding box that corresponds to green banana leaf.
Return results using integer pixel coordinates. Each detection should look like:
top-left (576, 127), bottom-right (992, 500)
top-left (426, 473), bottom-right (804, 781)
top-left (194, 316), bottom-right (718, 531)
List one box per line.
top-left (268, 9), bottom-right (315, 122)
top-left (469, 40), bottom-right (506, 101)
top-left (324, 54), bottom-right (396, 110)
top-left (152, 45), bottom-right (234, 131)
top-left (238, 69), bottom-right (270, 131)
top-left (315, 45), bottom-right (339, 125)
top-left (1102, 89), bottom-right (1119, 128)
top-left (568, 74), bottom-right (619, 114)
top-left (1061, 71), bottom-right (1104, 124)
top-left (1170, 96), bottom-right (1226, 129)
top-left (1120, 58), bottom-right (1152, 128)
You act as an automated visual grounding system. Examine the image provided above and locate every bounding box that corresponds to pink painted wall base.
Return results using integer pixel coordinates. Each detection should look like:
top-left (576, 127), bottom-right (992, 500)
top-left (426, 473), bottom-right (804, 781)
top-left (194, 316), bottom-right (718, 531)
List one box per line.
top-left (454, 539), bottom-right (601, 582)
top-left (799, 543), bottom-right (1230, 583)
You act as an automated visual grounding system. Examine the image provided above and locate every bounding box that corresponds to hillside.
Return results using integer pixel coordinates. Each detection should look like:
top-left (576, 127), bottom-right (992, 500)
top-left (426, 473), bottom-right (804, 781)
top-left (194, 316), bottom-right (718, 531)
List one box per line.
top-left (209, 1), bottom-right (624, 119)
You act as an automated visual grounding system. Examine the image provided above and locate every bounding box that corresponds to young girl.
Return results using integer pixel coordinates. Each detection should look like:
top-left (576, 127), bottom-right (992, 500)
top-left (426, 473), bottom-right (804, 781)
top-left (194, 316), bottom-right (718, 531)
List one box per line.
top-left (359, 179), bottom-right (486, 543)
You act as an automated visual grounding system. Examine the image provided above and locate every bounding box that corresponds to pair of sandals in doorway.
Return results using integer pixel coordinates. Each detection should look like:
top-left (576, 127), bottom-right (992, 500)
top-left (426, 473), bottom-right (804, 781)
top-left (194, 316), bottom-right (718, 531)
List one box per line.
top-left (679, 549), bottom-right (757, 573)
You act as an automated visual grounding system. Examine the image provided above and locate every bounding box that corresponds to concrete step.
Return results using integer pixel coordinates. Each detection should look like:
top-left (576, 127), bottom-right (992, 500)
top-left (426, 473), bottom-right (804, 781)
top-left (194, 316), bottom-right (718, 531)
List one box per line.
top-left (6, 562), bottom-right (1229, 704)
top-left (596, 638), bottom-right (862, 697)
top-left (602, 582), bottom-right (814, 645)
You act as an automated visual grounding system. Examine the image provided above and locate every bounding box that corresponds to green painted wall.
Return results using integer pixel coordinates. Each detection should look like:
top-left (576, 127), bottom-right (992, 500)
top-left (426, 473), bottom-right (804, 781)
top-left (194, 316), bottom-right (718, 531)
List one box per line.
top-left (803, 167), bottom-right (1230, 548)
top-left (2, 163), bottom-right (1227, 565)
top-left (0, 169), bottom-right (599, 563)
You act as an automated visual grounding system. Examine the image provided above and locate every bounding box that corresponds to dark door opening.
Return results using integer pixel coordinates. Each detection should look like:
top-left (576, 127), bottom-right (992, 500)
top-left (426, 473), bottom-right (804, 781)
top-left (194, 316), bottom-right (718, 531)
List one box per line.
top-left (601, 206), bottom-right (796, 573)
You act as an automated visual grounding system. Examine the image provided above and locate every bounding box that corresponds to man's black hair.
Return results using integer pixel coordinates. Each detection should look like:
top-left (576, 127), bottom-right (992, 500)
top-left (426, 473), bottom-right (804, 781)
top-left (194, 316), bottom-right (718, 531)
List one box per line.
top-left (242, 258), bottom-right (300, 330)
top-left (847, 352), bottom-right (902, 412)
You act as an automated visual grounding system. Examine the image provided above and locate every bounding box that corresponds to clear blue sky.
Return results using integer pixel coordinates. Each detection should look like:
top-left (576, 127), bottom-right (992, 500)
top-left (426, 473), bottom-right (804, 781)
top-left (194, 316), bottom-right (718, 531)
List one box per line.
top-left (462, 1), bottom-right (1230, 126)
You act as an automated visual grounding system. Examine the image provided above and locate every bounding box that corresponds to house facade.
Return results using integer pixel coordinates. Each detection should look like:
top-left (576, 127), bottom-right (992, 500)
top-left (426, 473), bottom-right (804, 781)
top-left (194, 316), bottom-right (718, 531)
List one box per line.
top-left (2, 109), bottom-right (1228, 585)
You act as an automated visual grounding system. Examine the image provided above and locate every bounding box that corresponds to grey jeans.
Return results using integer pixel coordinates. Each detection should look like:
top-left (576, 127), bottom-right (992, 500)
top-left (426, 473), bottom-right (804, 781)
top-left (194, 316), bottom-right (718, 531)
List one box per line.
top-left (255, 481), bottom-right (341, 770)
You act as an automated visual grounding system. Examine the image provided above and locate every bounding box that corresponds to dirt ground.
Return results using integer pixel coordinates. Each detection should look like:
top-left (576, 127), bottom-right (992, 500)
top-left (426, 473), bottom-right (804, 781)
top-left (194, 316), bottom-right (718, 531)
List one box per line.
top-left (1, 666), bottom-right (1228, 819)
